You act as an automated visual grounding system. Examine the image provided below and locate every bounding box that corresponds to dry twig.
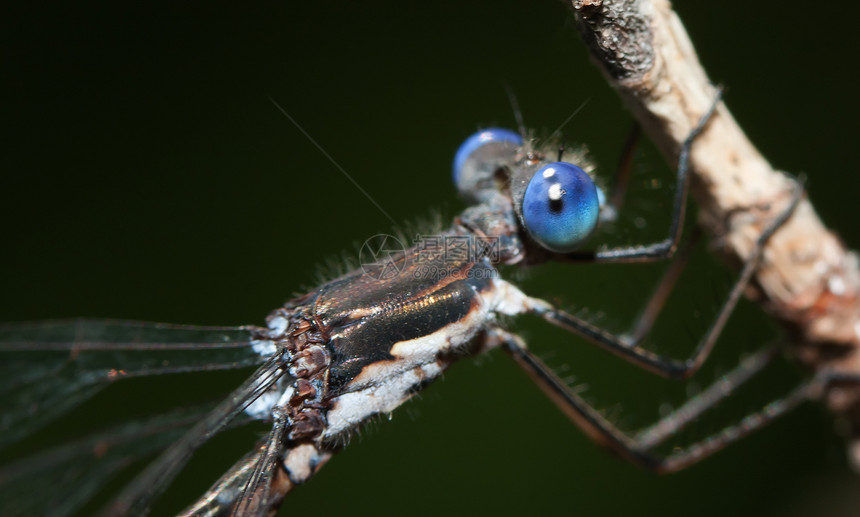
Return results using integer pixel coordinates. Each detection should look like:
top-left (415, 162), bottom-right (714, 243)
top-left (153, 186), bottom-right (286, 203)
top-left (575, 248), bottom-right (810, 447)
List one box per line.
top-left (569, 0), bottom-right (860, 438)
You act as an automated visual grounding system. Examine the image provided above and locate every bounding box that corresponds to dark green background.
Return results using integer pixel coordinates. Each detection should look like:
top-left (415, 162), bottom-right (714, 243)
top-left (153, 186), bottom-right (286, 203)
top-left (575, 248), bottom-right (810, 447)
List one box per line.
top-left (3, 2), bottom-right (860, 516)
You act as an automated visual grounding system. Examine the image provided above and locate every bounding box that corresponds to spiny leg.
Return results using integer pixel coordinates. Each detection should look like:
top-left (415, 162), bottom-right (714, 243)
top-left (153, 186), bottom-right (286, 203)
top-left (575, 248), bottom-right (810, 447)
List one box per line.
top-left (557, 88), bottom-right (722, 264)
top-left (489, 329), bottom-right (659, 469)
top-left (582, 144), bottom-right (704, 344)
top-left (526, 178), bottom-right (803, 379)
top-left (653, 370), bottom-right (851, 473)
top-left (604, 123), bottom-right (641, 218)
top-left (626, 226), bottom-right (702, 346)
top-left (496, 328), bottom-right (858, 473)
top-left (633, 343), bottom-right (779, 448)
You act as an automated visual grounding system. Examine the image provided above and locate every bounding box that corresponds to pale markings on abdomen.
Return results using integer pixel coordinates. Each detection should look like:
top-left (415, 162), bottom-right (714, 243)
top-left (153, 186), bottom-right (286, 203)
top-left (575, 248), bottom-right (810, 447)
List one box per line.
top-left (323, 277), bottom-right (534, 439)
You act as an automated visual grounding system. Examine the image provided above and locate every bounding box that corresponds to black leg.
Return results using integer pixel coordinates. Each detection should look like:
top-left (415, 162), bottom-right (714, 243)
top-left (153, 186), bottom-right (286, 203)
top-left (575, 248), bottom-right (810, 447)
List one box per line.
top-left (604, 122), bottom-right (641, 218)
top-left (496, 328), bottom-right (857, 473)
top-left (654, 370), bottom-right (843, 473)
top-left (557, 88), bottom-right (722, 264)
top-left (633, 343), bottom-right (779, 448)
top-left (626, 226), bottom-right (701, 346)
top-left (527, 178), bottom-right (802, 379)
top-left (491, 329), bottom-right (660, 469)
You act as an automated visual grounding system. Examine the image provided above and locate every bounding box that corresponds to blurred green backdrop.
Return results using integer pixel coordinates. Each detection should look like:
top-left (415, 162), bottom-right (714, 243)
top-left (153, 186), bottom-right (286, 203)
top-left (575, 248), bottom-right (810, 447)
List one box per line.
top-left (3, 1), bottom-right (860, 516)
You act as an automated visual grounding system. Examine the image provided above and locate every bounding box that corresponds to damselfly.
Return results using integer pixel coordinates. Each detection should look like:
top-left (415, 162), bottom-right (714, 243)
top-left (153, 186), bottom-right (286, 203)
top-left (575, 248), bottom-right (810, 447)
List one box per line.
top-left (3, 3), bottom-right (860, 517)
top-left (3, 82), bottom-right (809, 514)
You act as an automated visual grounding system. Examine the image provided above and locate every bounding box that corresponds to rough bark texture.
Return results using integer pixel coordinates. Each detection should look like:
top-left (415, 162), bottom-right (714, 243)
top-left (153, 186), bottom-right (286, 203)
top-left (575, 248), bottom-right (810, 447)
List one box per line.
top-left (570, 0), bottom-right (860, 439)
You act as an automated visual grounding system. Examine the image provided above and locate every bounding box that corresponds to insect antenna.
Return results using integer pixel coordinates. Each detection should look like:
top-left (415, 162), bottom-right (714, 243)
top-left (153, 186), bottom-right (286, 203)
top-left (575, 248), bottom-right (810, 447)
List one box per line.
top-left (503, 82), bottom-right (527, 140)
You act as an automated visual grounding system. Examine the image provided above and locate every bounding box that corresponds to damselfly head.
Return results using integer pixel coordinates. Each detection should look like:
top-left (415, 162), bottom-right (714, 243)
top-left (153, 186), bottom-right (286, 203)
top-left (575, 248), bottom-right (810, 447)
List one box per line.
top-left (453, 128), bottom-right (606, 254)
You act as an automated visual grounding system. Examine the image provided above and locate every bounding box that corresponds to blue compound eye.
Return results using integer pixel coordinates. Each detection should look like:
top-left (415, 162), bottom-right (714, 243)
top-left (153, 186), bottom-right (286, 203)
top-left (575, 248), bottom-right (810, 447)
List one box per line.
top-left (453, 128), bottom-right (522, 198)
top-left (522, 162), bottom-right (600, 253)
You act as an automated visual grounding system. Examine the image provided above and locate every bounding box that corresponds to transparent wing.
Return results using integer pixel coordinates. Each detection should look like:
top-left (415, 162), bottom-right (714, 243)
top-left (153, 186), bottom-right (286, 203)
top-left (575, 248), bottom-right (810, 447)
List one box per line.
top-left (0, 403), bottom-right (254, 517)
top-left (0, 318), bottom-right (267, 448)
top-left (101, 353), bottom-right (288, 516)
top-left (179, 442), bottom-right (268, 517)
top-left (181, 416), bottom-right (294, 517)
top-left (230, 412), bottom-right (290, 517)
